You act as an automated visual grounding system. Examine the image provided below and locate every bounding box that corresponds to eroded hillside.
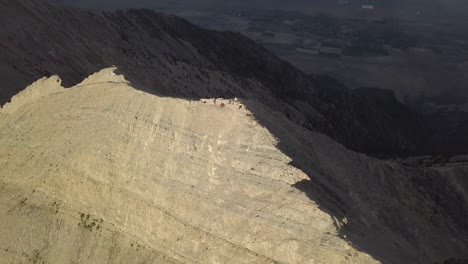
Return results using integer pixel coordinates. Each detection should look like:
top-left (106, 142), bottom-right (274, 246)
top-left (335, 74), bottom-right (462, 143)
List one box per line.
top-left (0, 68), bottom-right (467, 263)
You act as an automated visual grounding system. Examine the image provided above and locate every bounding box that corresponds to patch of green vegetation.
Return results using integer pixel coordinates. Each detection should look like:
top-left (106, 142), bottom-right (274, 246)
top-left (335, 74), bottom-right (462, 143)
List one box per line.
top-left (50, 201), bottom-right (60, 214)
top-left (130, 242), bottom-right (146, 251)
top-left (135, 243), bottom-right (146, 251)
top-left (78, 212), bottom-right (104, 231)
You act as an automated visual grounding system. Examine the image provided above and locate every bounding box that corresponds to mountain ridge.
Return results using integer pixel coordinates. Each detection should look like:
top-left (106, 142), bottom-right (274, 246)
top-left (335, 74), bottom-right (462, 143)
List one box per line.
top-left (1, 66), bottom-right (467, 264)
top-left (0, 68), bottom-right (378, 264)
top-left (1, 2), bottom-right (468, 262)
top-left (0, 0), bottom-right (429, 156)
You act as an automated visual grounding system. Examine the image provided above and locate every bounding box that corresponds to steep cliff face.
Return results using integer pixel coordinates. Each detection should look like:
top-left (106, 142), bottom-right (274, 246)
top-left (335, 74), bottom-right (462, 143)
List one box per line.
top-left (0, 68), bottom-right (467, 263)
top-left (0, 0), bottom-right (426, 156)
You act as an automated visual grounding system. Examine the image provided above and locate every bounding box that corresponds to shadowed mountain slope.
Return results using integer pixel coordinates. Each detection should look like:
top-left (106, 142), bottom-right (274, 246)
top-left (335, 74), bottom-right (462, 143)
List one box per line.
top-left (0, 0), bottom-right (425, 156)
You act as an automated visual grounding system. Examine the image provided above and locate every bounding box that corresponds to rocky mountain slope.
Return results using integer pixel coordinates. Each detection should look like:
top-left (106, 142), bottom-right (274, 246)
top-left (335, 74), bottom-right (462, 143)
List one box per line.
top-left (1, 68), bottom-right (468, 264)
top-left (0, 68), bottom-right (376, 264)
top-left (0, 0), bottom-right (427, 156)
top-left (0, 0), bottom-right (468, 263)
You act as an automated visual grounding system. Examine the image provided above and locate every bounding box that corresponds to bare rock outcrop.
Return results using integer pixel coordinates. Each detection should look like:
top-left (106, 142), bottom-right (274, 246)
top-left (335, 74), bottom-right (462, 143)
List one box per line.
top-left (0, 68), bottom-right (378, 263)
top-left (1, 68), bottom-right (468, 263)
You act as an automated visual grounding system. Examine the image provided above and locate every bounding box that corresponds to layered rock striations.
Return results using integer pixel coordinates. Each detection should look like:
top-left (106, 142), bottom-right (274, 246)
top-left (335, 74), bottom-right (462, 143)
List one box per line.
top-left (0, 68), bottom-right (467, 263)
top-left (0, 68), bottom-right (377, 263)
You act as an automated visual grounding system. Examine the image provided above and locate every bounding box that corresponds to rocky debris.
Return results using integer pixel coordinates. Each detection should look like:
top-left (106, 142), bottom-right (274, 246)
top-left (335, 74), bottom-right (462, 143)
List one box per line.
top-left (201, 98), bottom-right (244, 110)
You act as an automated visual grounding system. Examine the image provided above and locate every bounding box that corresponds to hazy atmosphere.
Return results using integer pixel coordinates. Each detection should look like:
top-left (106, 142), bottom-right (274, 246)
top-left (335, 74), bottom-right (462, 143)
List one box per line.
top-left (48, 0), bottom-right (468, 16)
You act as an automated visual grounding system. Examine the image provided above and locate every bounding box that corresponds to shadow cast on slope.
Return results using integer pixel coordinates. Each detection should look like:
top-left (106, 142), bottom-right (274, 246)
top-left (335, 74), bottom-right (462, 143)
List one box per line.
top-left (115, 63), bottom-right (468, 264)
top-left (6, 45), bottom-right (468, 264)
top-left (2, 2), bottom-right (468, 263)
top-left (241, 99), bottom-right (468, 264)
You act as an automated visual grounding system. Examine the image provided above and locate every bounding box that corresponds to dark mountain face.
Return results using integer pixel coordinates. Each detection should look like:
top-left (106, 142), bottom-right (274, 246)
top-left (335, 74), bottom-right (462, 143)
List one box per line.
top-left (47, 0), bottom-right (468, 16)
top-left (125, 12), bottom-right (427, 156)
top-left (0, 0), bottom-right (457, 157)
top-left (313, 85), bottom-right (425, 156)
